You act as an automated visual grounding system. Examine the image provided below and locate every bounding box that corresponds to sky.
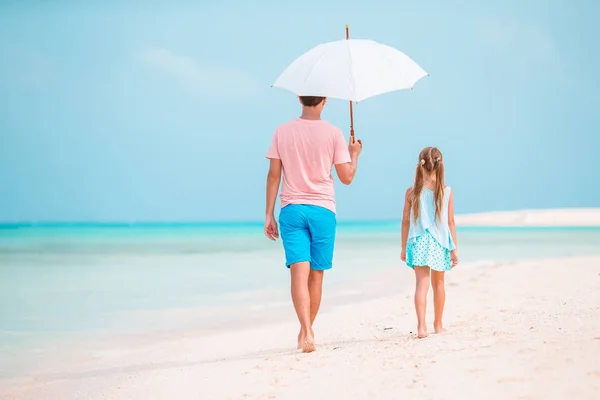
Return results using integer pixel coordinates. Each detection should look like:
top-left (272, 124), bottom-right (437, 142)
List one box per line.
top-left (1, 0), bottom-right (599, 222)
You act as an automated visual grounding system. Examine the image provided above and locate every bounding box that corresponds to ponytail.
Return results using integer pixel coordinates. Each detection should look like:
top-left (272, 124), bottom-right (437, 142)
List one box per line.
top-left (433, 158), bottom-right (445, 223)
top-left (412, 162), bottom-right (424, 223)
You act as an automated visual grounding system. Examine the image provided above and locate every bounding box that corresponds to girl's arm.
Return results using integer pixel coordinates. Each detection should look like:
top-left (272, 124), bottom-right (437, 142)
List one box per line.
top-left (401, 187), bottom-right (412, 259)
top-left (448, 190), bottom-right (458, 249)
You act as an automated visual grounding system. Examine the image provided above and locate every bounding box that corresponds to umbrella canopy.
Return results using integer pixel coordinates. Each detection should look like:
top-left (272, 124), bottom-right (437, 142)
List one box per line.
top-left (272, 38), bottom-right (428, 103)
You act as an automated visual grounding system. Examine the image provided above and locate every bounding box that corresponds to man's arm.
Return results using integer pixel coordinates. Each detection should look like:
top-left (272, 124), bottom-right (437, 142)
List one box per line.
top-left (266, 158), bottom-right (282, 217)
top-left (334, 134), bottom-right (362, 185)
top-left (335, 153), bottom-right (359, 185)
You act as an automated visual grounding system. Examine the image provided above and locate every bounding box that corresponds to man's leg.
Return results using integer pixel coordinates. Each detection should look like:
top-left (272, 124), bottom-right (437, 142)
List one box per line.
top-left (279, 205), bottom-right (314, 352)
top-left (308, 269), bottom-right (324, 324)
top-left (290, 261), bottom-right (314, 352)
top-left (297, 269), bottom-right (323, 348)
top-left (305, 206), bottom-right (336, 344)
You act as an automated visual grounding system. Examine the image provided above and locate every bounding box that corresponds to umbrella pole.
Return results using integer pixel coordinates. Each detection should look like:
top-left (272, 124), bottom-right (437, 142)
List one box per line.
top-left (346, 24), bottom-right (355, 141)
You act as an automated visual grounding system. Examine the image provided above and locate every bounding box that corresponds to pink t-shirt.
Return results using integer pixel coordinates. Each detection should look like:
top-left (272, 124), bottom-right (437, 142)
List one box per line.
top-left (266, 118), bottom-right (351, 214)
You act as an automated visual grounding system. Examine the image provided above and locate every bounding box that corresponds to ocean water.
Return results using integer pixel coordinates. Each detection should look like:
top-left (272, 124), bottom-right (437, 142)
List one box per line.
top-left (1, 222), bottom-right (600, 379)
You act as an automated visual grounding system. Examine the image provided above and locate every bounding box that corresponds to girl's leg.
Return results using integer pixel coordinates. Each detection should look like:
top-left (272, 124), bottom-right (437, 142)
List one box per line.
top-left (431, 270), bottom-right (446, 333)
top-left (414, 266), bottom-right (430, 338)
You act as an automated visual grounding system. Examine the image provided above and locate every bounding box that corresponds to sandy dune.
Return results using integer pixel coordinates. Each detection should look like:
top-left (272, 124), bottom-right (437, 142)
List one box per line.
top-left (2, 255), bottom-right (600, 399)
top-left (455, 208), bottom-right (600, 227)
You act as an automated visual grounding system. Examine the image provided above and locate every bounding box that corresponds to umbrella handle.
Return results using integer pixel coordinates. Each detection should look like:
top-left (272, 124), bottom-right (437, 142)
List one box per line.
top-left (349, 101), bottom-right (355, 140)
top-left (346, 24), bottom-right (355, 141)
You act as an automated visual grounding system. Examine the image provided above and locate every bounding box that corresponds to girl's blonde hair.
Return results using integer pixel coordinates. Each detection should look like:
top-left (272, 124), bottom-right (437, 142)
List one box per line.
top-left (412, 147), bottom-right (445, 223)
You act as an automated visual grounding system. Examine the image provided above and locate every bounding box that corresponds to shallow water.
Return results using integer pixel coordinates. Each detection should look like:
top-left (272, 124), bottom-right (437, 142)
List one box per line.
top-left (1, 223), bottom-right (600, 378)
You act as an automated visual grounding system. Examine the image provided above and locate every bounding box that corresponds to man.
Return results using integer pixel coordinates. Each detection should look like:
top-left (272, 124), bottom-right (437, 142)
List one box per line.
top-left (264, 95), bottom-right (362, 353)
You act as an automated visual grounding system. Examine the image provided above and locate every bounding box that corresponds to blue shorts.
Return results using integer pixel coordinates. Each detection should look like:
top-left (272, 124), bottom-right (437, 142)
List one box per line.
top-left (279, 204), bottom-right (337, 270)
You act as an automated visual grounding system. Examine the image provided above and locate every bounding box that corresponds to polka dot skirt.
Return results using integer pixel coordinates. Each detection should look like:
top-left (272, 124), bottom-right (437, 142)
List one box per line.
top-left (406, 231), bottom-right (452, 272)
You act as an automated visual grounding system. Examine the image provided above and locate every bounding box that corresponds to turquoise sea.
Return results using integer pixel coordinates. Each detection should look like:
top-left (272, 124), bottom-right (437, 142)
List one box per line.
top-left (1, 222), bottom-right (600, 379)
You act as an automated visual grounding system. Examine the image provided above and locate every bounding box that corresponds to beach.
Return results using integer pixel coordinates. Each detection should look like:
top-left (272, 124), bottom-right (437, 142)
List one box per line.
top-left (1, 257), bottom-right (599, 399)
top-left (1, 210), bottom-right (600, 399)
top-left (455, 208), bottom-right (600, 227)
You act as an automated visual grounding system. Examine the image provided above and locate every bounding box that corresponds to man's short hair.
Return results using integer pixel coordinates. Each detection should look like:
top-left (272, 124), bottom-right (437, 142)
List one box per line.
top-left (299, 96), bottom-right (325, 107)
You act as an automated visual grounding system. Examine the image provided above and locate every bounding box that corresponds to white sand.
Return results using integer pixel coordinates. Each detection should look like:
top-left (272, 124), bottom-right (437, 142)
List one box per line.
top-left (456, 208), bottom-right (600, 227)
top-left (2, 255), bottom-right (600, 400)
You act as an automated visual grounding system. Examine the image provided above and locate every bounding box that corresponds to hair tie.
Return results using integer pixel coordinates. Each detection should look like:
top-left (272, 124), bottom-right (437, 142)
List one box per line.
top-left (434, 157), bottom-right (441, 165)
top-left (418, 159), bottom-right (425, 166)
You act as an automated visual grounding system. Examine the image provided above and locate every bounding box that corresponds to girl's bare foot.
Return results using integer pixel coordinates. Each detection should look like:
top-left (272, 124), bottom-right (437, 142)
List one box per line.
top-left (297, 331), bottom-right (304, 350)
top-left (434, 322), bottom-right (446, 334)
top-left (417, 325), bottom-right (428, 338)
top-left (298, 329), bottom-right (315, 352)
top-left (302, 335), bottom-right (315, 353)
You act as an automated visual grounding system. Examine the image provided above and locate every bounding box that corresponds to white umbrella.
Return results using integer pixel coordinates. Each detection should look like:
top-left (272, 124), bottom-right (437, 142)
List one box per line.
top-left (272, 25), bottom-right (428, 137)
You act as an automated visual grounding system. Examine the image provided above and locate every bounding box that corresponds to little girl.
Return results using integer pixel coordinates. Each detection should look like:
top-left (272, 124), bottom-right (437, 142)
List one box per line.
top-left (401, 147), bottom-right (459, 339)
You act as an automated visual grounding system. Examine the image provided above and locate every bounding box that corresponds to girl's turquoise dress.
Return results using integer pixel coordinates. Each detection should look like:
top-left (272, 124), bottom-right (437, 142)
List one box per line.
top-left (406, 187), bottom-right (455, 272)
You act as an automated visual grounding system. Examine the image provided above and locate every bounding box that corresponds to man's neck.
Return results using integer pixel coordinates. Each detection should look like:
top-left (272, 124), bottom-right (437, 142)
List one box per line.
top-left (299, 108), bottom-right (322, 120)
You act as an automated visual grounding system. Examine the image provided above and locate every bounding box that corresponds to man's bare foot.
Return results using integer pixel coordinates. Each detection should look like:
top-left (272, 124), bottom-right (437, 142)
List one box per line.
top-left (302, 335), bottom-right (315, 353)
top-left (417, 325), bottom-right (428, 338)
top-left (434, 322), bottom-right (446, 334)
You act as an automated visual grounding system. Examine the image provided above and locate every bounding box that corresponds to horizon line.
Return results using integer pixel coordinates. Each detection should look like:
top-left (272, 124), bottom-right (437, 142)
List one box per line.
top-left (0, 219), bottom-right (400, 228)
top-left (2, 208), bottom-right (599, 229)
